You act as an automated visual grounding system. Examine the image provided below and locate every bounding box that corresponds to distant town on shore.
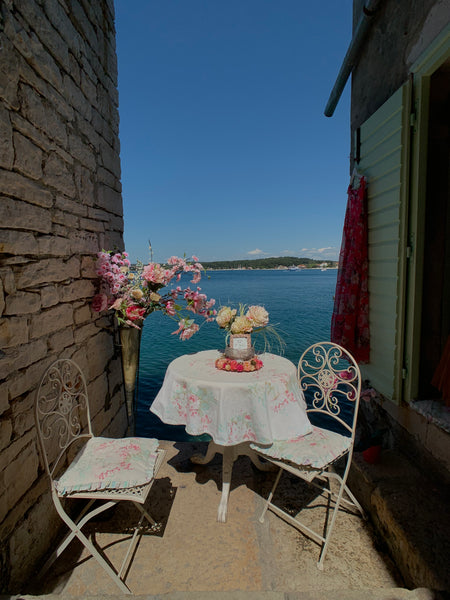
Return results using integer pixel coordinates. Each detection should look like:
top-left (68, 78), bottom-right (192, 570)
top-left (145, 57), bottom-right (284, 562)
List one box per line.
top-left (200, 256), bottom-right (338, 270)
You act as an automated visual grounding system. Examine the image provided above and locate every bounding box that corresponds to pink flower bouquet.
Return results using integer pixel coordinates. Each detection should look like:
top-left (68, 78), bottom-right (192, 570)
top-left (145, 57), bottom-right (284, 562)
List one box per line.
top-left (92, 250), bottom-right (216, 339)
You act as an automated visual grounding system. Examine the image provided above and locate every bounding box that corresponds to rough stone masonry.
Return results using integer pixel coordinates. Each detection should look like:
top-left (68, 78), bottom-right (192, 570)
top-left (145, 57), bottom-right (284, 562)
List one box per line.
top-left (0, 0), bottom-right (127, 591)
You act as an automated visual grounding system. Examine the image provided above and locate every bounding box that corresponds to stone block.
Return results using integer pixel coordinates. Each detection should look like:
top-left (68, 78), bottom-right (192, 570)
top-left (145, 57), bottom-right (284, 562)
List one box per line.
top-left (37, 234), bottom-right (72, 257)
top-left (1, 339), bottom-right (47, 380)
top-left (0, 268), bottom-right (15, 297)
top-left (15, 256), bottom-right (80, 289)
top-left (75, 115), bottom-right (99, 152)
top-left (96, 184), bottom-right (123, 215)
top-left (10, 391), bottom-right (35, 437)
top-left (30, 303), bottom-right (73, 339)
top-left (43, 0), bottom-right (81, 59)
top-left (47, 326), bottom-right (74, 353)
top-left (100, 229), bottom-right (123, 252)
top-left (0, 229), bottom-right (38, 255)
top-left (0, 382), bottom-right (9, 417)
top-left (73, 0), bottom-right (98, 49)
top-left (40, 285), bottom-right (59, 308)
top-left (19, 82), bottom-right (68, 145)
top-left (80, 255), bottom-right (96, 278)
top-left (11, 112), bottom-right (51, 155)
top-left (0, 36), bottom-right (20, 109)
top-left (107, 355), bottom-right (124, 395)
top-left (14, 0), bottom-right (71, 72)
top-left (8, 490), bottom-right (60, 591)
top-left (0, 169), bottom-right (53, 208)
top-left (13, 131), bottom-right (43, 180)
top-left (63, 74), bottom-right (91, 121)
top-left (54, 194), bottom-right (88, 217)
top-left (74, 322), bottom-right (98, 344)
top-left (0, 196), bottom-right (52, 233)
top-left (88, 372), bottom-right (109, 421)
top-left (0, 104), bottom-right (14, 170)
top-left (74, 304), bottom-right (91, 324)
top-left (4, 291), bottom-right (41, 315)
top-left (68, 132), bottom-right (96, 170)
top-left (9, 494), bottom-right (61, 589)
top-left (69, 230), bottom-right (99, 254)
top-left (4, 443), bottom-right (39, 512)
top-left (99, 139), bottom-right (120, 177)
top-left (0, 279), bottom-right (4, 317)
top-left (74, 162), bottom-right (95, 204)
top-left (8, 356), bottom-right (55, 400)
top-left (85, 331), bottom-right (115, 381)
top-left (52, 208), bottom-right (79, 228)
top-left (0, 490), bottom-right (8, 525)
top-left (58, 279), bottom-right (94, 303)
top-left (108, 213), bottom-right (125, 233)
top-left (96, 165), bottom-right (119, 190)
top-left (8, 11), bottom-right (63, 91)
top-left (43, 153), bottom-right (76, 198)
top-left (0, 317), bottom-right (28, 349)
top-left (0, 418), bottom-right (12, 453)
top-left (51, 222), bottom-right (69, 238)
top-left (87, 207), bottom-right (110, 222)
top-left (102, 397), bottom-right (128, 438)
top-left (79, 216), bottom-right (105, 233)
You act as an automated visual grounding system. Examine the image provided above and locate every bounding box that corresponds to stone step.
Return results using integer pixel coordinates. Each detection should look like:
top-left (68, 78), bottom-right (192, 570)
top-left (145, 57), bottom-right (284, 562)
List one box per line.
top-left (2, 588), bottom-right (443, 600)
top-left (348, 449), bottom-right (450, 592)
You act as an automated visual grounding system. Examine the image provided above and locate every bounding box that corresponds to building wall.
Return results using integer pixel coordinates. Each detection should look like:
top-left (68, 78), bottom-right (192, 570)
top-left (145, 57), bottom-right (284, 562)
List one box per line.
top-left (349, 0), bottom-right (450, 479)
top-left (351, 0), bottom-right (448, 131)
top-left (0, 0), bottom-right (127, 591)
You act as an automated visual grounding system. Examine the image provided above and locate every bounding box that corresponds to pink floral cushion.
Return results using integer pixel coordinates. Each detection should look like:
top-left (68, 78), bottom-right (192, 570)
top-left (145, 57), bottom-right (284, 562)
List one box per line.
top-left (251, 426), bottom-right (352, 469)
top-left (56, 437), bottom-right (160, 495)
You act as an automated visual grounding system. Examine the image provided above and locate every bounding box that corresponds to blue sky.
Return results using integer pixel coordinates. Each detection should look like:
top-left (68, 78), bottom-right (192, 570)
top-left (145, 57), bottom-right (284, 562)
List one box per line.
top-left (114, 1), bottom-right (353, 264)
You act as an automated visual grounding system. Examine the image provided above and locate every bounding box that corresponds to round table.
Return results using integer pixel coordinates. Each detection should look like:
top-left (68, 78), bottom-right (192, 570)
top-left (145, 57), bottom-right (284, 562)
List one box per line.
top-left (151, 349), bottom-right (312, 521)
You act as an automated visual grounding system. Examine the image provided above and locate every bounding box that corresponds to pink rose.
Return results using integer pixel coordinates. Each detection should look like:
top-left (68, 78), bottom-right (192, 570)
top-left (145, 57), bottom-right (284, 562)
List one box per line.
top-left (126, 305), bottom-right (146, 321)
top-left (92, 293), bottom-right (108, 312)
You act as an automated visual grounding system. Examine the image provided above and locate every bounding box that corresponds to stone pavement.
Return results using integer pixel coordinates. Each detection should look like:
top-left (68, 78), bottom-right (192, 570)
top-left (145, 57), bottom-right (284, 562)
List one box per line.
top-left (8, 440), bottom-right (448, 599)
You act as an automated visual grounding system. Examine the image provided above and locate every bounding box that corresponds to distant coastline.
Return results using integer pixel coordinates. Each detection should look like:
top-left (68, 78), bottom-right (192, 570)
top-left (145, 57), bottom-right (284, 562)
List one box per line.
top-left (200, 256), bottom-right (338, 271)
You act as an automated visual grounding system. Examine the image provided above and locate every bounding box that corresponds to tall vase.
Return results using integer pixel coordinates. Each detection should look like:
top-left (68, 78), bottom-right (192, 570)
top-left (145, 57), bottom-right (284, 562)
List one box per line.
top-left (119, 324), bottom-right (142, 434)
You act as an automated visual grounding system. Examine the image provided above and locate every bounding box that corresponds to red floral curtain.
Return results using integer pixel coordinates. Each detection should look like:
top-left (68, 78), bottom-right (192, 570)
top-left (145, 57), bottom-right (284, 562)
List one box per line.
top-left (331, 175), bottom-right (370, 363)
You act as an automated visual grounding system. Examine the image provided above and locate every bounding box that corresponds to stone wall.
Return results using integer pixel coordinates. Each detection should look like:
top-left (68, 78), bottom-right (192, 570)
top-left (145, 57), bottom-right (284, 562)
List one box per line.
top-left (0, 0), bottom-right (126, 591)
top-left (351, 0), bottom-right (448, 130)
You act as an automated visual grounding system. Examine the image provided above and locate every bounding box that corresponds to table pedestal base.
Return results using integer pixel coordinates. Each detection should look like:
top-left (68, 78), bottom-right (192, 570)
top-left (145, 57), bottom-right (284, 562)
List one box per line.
top-left (191, 441), bottom-right (274, 523)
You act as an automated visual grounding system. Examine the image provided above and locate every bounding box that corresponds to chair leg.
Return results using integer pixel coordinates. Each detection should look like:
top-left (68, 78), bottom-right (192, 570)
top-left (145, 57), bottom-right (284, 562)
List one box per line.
top-left (133, 501), bottom-right (157, 527)
top-left (73, 524), bottom-right (131, 593)
top-left (259, 466), bottom-right (283, 523)
top-left (43, 496), bottom-right (132, 594)
top-left (317, 481), bottom-right (346, 570)
top-left (321, 471), bottom-right (365, 517)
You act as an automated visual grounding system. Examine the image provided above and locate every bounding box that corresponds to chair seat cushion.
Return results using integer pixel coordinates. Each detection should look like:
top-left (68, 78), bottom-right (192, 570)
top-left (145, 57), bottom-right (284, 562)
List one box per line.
top-left (250, 426), bottom-right (352, 469)
top-left (56, 437), bottom-right (160, 495)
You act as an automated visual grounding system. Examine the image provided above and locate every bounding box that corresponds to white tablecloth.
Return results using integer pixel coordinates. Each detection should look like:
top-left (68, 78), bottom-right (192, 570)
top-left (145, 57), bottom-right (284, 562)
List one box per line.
top-left (150, 350), bottom-right (312, 446)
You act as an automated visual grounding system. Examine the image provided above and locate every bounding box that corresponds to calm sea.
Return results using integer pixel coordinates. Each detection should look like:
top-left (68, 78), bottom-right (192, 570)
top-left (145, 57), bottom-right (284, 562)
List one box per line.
top-left (135, 268), bottom-right (337, 440)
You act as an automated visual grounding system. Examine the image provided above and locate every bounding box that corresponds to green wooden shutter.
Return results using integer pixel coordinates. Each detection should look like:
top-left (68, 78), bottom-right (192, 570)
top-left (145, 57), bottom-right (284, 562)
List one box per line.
top-left (358, 83), bottom-right (411, 402)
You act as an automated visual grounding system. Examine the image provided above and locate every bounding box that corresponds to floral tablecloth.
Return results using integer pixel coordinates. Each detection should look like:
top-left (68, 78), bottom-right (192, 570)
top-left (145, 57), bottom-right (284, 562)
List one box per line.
top-left (150, 350), bottom-right (312, 446)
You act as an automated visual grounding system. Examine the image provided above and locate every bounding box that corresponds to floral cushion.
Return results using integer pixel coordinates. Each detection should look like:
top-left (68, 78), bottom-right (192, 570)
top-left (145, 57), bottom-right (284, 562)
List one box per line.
top-left (250, 426), bottom-right (352, 469)
top-left (55, 437), bottom-right (160, 495)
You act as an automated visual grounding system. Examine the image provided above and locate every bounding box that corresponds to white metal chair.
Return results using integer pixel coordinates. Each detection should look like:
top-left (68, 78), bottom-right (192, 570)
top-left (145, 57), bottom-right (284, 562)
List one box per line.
top-left (34, 358), bottom-right (166, 594)
top-left (251, 342), bottom-right (365, 569)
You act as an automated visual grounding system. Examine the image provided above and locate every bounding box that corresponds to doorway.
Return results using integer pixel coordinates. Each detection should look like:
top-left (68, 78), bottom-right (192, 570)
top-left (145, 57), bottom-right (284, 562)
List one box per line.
top-left (418, 59), bottom-right (450, 405)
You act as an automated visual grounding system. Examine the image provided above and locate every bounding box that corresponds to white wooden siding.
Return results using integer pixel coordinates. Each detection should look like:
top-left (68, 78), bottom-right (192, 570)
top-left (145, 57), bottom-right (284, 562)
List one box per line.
top-left (358, 85), bottom-right (410, 401)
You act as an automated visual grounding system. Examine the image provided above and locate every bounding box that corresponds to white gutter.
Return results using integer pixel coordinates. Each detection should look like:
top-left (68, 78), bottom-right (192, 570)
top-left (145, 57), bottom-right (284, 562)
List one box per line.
top-left (324, 0), bottom-right (383, 117)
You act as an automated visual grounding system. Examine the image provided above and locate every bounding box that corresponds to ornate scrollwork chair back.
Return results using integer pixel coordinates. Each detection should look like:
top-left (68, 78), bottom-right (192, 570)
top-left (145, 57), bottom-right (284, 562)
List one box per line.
top-left (298, 342), bottom-right (361, 435)
top-left (34, 358), bottom-right (165, 594)
top-left (35, 359), bottom-right (92, 481)
top-left (252, 342), bottom-right (364, 570)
